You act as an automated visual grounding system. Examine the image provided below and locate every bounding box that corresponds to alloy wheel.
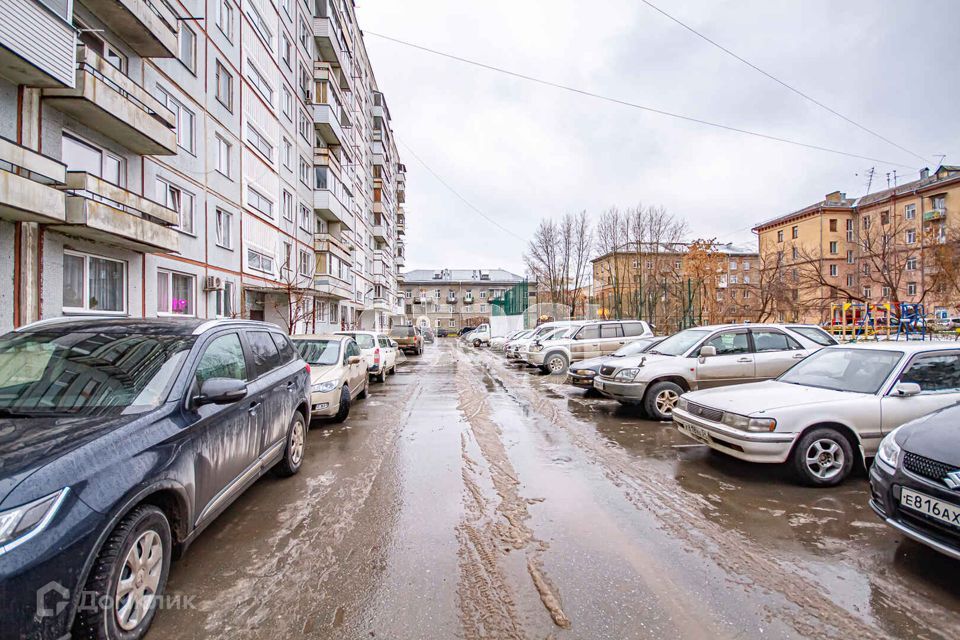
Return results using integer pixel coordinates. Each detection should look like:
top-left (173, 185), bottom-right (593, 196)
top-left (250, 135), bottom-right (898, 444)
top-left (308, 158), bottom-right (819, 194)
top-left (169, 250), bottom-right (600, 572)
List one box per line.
top-left (115, 530), bottom-right (163, 631)
top-left (290, 418), bottom-right (305, 465)
top-left (655, 389), bottom-right (679, 415)
top-left (805, 439), bottom-right (844, 480)
top-left (548, 357), bottom-right (565, 373)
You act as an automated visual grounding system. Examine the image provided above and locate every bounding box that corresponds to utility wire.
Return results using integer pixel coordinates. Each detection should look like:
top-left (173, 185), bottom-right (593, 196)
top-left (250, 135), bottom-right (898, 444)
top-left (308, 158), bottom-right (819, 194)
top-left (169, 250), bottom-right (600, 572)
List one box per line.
top-left (397, 138), bottom-right (527, 243)
top-left (366, 31), bottom-right (919, 170)
top-left (635, 0), bottom-right (929, 164)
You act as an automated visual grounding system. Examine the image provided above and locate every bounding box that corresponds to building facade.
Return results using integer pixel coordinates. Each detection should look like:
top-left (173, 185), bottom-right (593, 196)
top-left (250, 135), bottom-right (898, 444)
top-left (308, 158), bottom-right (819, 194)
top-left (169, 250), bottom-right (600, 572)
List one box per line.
top-left (0, 0), bottom-right (405, 335)
top-left (401, 269), bottom-right (528, 330)
top-left (591, 242), bottom-right (760, 330)
top-left (753, 166), bottom-right (960, 324)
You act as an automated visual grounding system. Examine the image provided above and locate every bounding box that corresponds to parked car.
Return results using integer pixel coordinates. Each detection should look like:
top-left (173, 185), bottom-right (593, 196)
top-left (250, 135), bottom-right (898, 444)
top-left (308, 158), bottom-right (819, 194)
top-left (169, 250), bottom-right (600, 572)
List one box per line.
top-left (422, 328), bottom-right (436, 344)
top-left (491, 329), bottom-right (525, 351)
top-left (0, 318), bottom-right (311, 640)
top-left (294, 334), bottom-right (369, 421)
top-left (468, 323), bottom-right (492, 347)
top-left (458, 326), bottom-right (476, 337)
top-left (567, 337), bottom-right (664, 388)
top-left (593, 324), bottom-right (831, 420)
top-left (673, 342), bottom-right (960, 486)
top-left (390, 325), bottom-right (423, 355)
top-left (870, 404), bottom-right (960, 560)
top-left (335, 331), bottom-right (397, 382)
top-left (515, 321), bottom-right (585, 363)
top-left (502, 330), bottom-right (534, 358)
top-left (526, 320), bottom-right (654, 374)
top-left (436, 327), bottom-right (451, 338)
top-left (513, 325), bottom-right (578, 363)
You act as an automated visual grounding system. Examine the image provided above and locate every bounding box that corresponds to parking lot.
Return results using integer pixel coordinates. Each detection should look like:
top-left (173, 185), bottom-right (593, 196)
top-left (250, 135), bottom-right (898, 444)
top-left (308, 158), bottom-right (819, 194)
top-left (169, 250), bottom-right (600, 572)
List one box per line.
top-left (148, 339), bottom-right (960, 640)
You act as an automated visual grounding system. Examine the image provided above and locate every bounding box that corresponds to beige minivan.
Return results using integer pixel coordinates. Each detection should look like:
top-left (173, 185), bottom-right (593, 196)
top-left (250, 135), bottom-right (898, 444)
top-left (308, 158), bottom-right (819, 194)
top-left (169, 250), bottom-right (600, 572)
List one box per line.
top-left (526, 320), bottom-right (655, 374)
top-left (293, 334), bottom-right (369, 422)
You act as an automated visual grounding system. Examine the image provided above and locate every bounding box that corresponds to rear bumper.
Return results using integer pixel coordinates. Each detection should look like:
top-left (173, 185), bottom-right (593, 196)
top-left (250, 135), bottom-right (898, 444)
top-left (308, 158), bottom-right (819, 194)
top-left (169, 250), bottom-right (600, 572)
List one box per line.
top-left (672, 407), bottom-right (796, 463)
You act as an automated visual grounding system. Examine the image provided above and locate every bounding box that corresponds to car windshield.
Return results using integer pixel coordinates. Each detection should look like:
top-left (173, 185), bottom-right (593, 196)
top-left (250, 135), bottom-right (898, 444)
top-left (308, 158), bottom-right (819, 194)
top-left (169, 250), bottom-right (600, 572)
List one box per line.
top-left (613, 339), bottom-right (654, 357)
top-left (0, 331), bottom-right (193, 416)
top-left (390, 327), bottom-right (415, 338)
top-left (778, 347), bottom-right (903, 394)
top-left (342, 333), bottom-right (376, 349)
top-left (648, 329), bottom-right (711, 356)
top-left (296, 339), bottom-right (341, 366)
top-left (787, 326), bottom-right (837, 346)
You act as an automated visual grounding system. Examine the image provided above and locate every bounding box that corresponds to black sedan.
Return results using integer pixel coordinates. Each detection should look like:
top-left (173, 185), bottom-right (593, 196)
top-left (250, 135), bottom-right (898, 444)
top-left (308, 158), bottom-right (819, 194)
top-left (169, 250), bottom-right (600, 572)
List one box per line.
top-left (0, 318), bottom-right (311, 639)
top-left (870, 404), bottom-right (960, 561)
top-left (566, 337), bottom-right (664, 389)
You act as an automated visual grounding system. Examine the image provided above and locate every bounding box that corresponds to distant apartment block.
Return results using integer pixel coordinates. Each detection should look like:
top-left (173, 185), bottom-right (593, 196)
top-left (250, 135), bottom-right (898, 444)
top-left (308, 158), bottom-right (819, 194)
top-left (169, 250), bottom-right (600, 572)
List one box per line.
top-left (402, 269), bottom-right (530, 330)
top-left (0, 0), bottom-right (406, 334)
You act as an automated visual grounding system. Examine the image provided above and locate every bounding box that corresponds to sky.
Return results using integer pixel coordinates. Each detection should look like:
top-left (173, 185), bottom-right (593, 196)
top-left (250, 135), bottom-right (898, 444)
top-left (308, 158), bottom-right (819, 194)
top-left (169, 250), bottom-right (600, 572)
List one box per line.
top-left (355, 0), bottom-right (960, 276)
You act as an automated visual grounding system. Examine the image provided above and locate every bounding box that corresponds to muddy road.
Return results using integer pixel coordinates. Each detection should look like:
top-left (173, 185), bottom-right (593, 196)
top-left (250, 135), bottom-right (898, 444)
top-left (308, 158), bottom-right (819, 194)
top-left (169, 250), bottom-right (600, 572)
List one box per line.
top-left (149, 340), bottom-right (960, 640)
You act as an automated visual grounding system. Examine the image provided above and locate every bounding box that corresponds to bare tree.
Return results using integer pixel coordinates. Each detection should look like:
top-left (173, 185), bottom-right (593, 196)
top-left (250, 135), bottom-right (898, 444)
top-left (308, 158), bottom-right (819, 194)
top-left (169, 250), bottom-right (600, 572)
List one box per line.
top-left (524, 211), bottom-right (594, 318)
top-left (271, 256), bottom-right (316, 334)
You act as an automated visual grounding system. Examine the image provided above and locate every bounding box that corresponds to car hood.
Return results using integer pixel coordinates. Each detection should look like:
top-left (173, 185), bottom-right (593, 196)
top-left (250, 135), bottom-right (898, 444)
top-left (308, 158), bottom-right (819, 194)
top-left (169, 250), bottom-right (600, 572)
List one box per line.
top-left (310, 365), bottom-right (343, 384)
top-left (685, 380), bottom-right (860, 414)
top-left (572, 355), bottom-right (623, 372)
top-left (0, 413), bottom-right (133, 504)
top-left (897, 405), bottom-right (960, 466)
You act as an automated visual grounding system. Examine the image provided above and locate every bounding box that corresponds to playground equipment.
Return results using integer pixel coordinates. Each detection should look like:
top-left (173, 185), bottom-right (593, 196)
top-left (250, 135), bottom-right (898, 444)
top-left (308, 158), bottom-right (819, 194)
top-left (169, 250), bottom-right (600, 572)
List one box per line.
top-left (894, 302), bottom-right (927, 341)
top-left (827, 302), bottom-right (893, 341)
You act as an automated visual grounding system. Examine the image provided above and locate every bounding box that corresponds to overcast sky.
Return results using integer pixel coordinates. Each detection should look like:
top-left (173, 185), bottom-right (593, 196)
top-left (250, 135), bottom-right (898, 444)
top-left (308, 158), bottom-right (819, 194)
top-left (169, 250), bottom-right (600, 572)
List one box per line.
top-left (355, 0), bottom-right (959, 276)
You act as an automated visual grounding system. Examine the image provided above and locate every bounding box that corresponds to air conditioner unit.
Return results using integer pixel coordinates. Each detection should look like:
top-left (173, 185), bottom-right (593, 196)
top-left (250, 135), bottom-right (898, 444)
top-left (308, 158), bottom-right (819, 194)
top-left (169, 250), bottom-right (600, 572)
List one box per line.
top-left (203, 276), bottom-right (223, 291)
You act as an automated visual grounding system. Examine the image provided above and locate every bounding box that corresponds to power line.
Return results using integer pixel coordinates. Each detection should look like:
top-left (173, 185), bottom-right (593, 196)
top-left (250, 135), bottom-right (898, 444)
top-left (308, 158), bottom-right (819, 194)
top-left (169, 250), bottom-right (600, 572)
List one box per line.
top-left (397, 138), bottom-right (527, 243)
top-left (365, 31), bottom-right (919, 170)
top-left (635, 0), bottom-right (929, 164)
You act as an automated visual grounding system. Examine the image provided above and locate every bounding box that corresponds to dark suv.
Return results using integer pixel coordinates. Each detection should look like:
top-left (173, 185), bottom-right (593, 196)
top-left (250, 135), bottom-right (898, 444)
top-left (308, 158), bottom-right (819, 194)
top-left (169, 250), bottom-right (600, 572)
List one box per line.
top-left (0, 318), bottom-right (310, 640)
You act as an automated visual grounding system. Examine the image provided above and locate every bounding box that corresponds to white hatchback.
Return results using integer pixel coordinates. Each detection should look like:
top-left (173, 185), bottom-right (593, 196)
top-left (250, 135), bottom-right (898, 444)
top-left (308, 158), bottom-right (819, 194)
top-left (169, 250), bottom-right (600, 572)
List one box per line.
top-left (336, 331), bottom-right (398, 382)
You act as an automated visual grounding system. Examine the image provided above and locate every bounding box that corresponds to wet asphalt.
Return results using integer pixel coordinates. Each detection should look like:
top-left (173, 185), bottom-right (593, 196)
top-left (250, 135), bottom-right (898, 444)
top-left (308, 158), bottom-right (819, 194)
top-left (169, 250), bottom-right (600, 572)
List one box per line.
top-left (148, 339), bottom-right (960, 640)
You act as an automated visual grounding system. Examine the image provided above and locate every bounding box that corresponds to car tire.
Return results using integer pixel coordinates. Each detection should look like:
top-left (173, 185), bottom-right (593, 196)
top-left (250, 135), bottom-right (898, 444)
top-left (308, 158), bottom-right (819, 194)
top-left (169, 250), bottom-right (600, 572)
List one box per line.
top-left (274, 411), bottom-right (306, 477)
top-left (333, 385), bottom-right (351, 423)
top-left (644, 381), bottom-right (683, 421)
top-left (544, 353), bottom-right (569, 375)
top-left (473, 338), bottom-right (482, 348)
top-left (73, 505), bottom-right (172, 640)
top-left (358, 378), bottom-right (369, 399)
top-left (792, 427), bottom-right (854, 486)
top-left (389, 364), bottom-right (397, 375)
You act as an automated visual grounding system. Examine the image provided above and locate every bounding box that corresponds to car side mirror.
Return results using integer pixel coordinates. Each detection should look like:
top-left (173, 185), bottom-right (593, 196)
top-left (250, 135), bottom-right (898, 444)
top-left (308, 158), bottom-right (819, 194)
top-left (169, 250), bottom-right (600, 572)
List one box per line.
top-left (699, 345), bottom-right (717, 358)
top-left (390, 340), bottom-right (398, 348)
top-left (893, 382), bottom-right (921, 397)
top-left (348, 355), bottom-right (362, 365)
top-left (195, 378), bottom-right (247, 406)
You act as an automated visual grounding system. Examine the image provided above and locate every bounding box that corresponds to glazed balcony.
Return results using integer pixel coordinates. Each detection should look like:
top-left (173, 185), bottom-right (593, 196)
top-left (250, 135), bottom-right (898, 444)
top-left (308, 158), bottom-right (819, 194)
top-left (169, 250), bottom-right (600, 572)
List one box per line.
top-left (313, 274), bottom-right (353, 299)
top-left (314, 231), bottom-right (351, 263)
top-left (0, 0), bottom-right (76, 87)
top-left (44, 47), bottom-right (177, 155)
top-left (79, 0), bottom-right (177, 57)
top-left (395, 251), bottom-right (406, 266)
top-left (313, 104), bottom-right (346, 146)
top-left (56, 171), bottom-right (179, 253)
top-left (372, 223), bottom-right (388, 241)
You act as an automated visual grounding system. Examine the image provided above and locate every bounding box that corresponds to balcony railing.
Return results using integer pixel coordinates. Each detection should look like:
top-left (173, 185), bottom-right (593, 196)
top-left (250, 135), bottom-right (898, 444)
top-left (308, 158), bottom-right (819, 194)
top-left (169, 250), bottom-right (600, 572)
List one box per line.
top-left (923, 208), bottom-right (947, 222)
top-left (79, 0), bottom-right (177, 57)
top-left (0, 136), bottom-right (67, 223)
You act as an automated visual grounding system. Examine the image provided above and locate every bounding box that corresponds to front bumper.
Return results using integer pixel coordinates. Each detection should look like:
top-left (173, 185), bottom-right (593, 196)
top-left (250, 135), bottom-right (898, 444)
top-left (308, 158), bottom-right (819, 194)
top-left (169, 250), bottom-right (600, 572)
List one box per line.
top-left (310, 388), bottom-right (341, 417)
top-left (592, 376), bottom-right (647, 401)
top-left (672, 407), bottom-right (797, 463)
top-left (526, 351), bottom-right (546, 366)
top-left (567, 369), bottom-right (597, 387)
top-left (869, 459), bottom-right (960, 561)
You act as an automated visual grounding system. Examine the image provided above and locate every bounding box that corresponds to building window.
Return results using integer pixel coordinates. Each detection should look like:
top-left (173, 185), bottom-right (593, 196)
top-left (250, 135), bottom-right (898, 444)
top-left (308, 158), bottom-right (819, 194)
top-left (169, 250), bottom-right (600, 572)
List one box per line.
top-left (791, 225), bottom-right (798, 239)
top-left (299, 250), bottom-right (312, 276)
top-left (247, 248), bottom-right (275, 273)
top-left (863, 286), bottom-right (872, 298)
top-left (449, 320), bottom-right (456, 328)
top-left (862, 215), bottom-right (872, 229)
top-left (907, 257), bottom-right (917, 270)
top-left (743, 275), bottom-right (750, 284)
top-left (882, 286), bottom-right (891, 298)
top-left (63, 251), bottom-right (126, 314)
top-left (157, 270), bottom-right (195, 316)
top-left (156, 178), bottom-right (195, 234)
top-left (282, 242), bottom-right (293, 274)
top-left (178, 23), bottom-right (196, 72)
top-left (907, 282), bottom-right (917, 296)
top-left (246, 60), bottom-right (273, 103)
top-left (777, 230), bottom-right (784, 242)
top-left (245, 3), bottom-right (273, 45)
top-left (216, 0), bottom-right (233, 38)
top-left (906, 229), bottom-right (916, 244)
top-left (729, 261), bottom-right (737, 270)
top-left (933, 195), bottom-right (946, 211)
top-left (846, 250), bottom-right (855, 264)
top-left (215, 208), bottom-right (232, 249)
top-left (846, 219), bottom-right (854, 241)
top-left (283, 137), bottom-right (293, 169)
top-left (299, 156), bottom-right (310, 186)
top-left (829, 264), bottom-right (838, 277)
top-left (905, 204), bottom-right (916, 220)
top-left (282, 86), bottom-right (293, 120)
top-left (283, 190), bottom-right (293, 221)
top-left (847, 274), bottom-right (855, 287)
top-left (881, 211), bottom-right (890, 225)
top-left (298, 109), bottom-right (310, 140)
top-left (298, 62), bottom-right (311, 101)
top-left (215, 134), bottom-right (231, 177)
top-left (299, 204), bottom-right (312, 232)
top-left (829, 241), bottom-right (838, 254)
top-left (281, 32), bottom-right (292, 69)
top-left (156, 86), bottom-right (195, 153)
top-left (829, 219), bottom-right (838, 232)
top-left (62, 133), bottom-right (123, 186)
top-left (791, 246), bottom-right (798, 259)
top-left (76, 17), bottom-right (127, 72)
top-left (215, 281), bottom-right (234, 317)
top-left (246, 124), bottom-right (273, 161)
top-left (742, 261), bottom-right (750, 270)
top-left (215, 61), bottom-right (233, 111)
top-left (248, 186), bottom-right (273, 217)
top-left (729, 274), bottom-right (738, 284)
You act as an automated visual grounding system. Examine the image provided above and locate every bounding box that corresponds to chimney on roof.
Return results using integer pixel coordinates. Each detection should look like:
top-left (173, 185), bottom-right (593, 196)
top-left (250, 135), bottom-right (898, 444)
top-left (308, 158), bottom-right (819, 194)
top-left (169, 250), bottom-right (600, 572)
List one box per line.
top-left (920, 167), bottom-right (930, 180)
top-left (824, 191), bottom-right (845, 204)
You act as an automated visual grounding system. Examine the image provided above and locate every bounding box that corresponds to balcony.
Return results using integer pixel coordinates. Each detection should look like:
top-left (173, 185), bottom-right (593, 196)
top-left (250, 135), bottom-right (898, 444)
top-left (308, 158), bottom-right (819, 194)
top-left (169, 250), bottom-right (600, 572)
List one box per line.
top-left (372, 223), bottom-right (388, 241)
top-left (312, 17), bottom-right (349, 75)
top-left (313, 104), bottom-right (345, 146)
top-left (0, 0), bottom-right (76, 87)
top-left (44, 47), bottom-right (177, 155)
top-left (923, 209), bottom-right (947, 222)
top-left (314, 275), bottom-right (353, 299)
top-left (54, 172), bottom-right (179, 253)
top-left (447, 294), bottom-right (457, 304)
top-left (0, 136), bottom-right (67, 223)
top-left (314, 232), bottom-right (351, 263)
top-left (395, 252), bottom-right (406, 266)
top-left (314, 189), bottom-right (351, 228)
top-left (78, 0), bottom-right (177, 57)
top-left (464, 294), bottom-right (474, 305)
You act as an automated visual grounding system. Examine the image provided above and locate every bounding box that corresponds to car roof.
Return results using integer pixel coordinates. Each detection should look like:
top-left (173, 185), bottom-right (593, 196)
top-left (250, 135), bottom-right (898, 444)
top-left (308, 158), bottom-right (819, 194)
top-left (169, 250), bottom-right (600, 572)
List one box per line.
top-left (291, 333), bottom-right (349, 341)
top-left (335, 330), bottom-right (380, 336)
top-left (15, 316), bottom-right (284, 336)
top-left (829, 341), bottom-right (958, 353)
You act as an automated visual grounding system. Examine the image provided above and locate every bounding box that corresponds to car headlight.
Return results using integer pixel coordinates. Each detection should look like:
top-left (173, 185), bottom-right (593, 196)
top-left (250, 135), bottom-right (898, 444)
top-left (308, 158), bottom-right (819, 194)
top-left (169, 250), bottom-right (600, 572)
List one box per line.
top-left (613, 368), bottom-right (641, 382)
top-left (676, 397), bottom-right (688, 411)
top-left (0, 488), bottom-right (68, 554)
top-left (312, 380), bottom-right (339, 393)
top-left (530, 344), bottom-right (544, 352)
top-left (877, 430), bottom-right (902, 469)
top-left (721, 412), bottom-right (777, 432)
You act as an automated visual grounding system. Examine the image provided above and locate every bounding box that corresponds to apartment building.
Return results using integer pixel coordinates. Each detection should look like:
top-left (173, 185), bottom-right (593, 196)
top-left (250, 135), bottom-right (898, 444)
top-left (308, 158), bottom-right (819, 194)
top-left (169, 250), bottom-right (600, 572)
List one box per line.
top-left (401, 268), bottom-right (528, 330)
top-left (753, 165), bottom-right (960, 324)
top-left (591, 242), bottom-right (760, 329)
top-left (0, 0), bottom-right (405, 335)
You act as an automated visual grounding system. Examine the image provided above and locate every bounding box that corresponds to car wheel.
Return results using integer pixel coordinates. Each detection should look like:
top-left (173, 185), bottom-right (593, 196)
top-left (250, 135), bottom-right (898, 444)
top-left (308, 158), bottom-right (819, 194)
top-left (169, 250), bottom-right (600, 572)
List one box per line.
top-left (545, 353), bottom-right (569, 375)
top-left (274, 411), bottom-right (306, 477)
top-left (74, 505), bottom-right (172, 640)
top-left (644, 381), bottom-right (683, 420)
top-left (792, 427), bottom-right (854, 486)
top-left (473, 338), bottom-right (482, 347)
top-left (377, 370), bottom-right (387, 383)
top-left (358, 378), bottom-right (369, 399)
top-left (389, 364), bottom-right (397, 375)
top-left (333, 385), bottom-right (351, 423)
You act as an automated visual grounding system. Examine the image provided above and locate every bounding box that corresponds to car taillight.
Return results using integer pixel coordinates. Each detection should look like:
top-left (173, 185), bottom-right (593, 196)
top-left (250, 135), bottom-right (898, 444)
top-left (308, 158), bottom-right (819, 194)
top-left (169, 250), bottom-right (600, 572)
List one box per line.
top-left (374, 348), bottom-right (380, 364)
top-left (305, 364), bottom-right (311, 375)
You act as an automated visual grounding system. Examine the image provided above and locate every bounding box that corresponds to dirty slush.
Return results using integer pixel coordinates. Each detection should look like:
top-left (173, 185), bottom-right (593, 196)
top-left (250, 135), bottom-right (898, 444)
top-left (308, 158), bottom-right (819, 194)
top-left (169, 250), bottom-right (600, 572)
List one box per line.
top-left (149, 341), bottom-right (960, 640)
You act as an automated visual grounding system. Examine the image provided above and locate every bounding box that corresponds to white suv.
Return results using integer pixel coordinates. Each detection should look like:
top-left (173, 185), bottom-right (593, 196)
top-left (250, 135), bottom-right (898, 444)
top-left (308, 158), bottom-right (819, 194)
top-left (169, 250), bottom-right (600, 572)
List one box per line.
top-left (335, 331), bottom-right (397, 382)
top-left (526, 320), bottom-right (654, 374)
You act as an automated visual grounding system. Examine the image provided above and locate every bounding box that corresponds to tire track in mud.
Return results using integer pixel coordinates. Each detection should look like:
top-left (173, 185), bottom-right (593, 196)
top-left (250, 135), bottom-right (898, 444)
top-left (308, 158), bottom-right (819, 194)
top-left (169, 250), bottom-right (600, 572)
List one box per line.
top-left (454, 349), bottom-right (571, 638)
top-left (471, 347), bottom-right (905, 640)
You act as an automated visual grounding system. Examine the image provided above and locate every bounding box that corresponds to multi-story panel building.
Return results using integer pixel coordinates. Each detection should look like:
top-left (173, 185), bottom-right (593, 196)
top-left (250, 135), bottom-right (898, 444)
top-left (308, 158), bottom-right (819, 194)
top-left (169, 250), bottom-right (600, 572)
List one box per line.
top-left (0, 0), bottom-right (405, 334)
top-left (401, 269), bottom-right (528, 331)
top-left (753, 166), bottom-right (960, 324)
top-left (591, 242), bottom-right (760, 329)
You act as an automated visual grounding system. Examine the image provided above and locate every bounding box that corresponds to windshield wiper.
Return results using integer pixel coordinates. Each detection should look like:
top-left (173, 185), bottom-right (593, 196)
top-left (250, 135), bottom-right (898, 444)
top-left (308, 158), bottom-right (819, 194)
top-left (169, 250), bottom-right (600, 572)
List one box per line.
top-left (0, 407), bottom-right (46, 418)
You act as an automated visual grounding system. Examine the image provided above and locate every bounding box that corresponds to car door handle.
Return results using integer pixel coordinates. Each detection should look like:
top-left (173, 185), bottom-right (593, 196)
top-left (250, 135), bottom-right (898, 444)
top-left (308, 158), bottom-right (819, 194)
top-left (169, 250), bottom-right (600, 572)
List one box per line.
top-left (793, 353), bottom-right (806, 359)
top-left (248, 402), bottom-right (261, 415)
top-left (737, 357), bottom-right (752, 362)
top-left (286, 380), bottom-right (295, 391)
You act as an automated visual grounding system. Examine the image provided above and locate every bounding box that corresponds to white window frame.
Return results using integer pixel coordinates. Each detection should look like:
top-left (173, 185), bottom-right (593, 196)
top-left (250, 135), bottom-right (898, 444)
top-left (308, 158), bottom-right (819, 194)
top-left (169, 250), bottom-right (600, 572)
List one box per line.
top-left (215, 60), bottom-right (233, 111)
top-left (905, 203), bottom-right (916, 220)
top-left (299, 249), bottom-right (312, 276)
top-left (62, 250), bottom-right (127, 315)
top-left (907, 282), bottom-right (918, 296)
top-left (178, 22), bottom-right (196, 73)
top-left (216, 0), bottom-right (233, 39)
top-left (282, 137), bottom-right (293, 169)
top-left (215, 134), bottom-right (231, 177)
top-left (246, 60), bottom-right (274, 103)
top-left (282, 86), bottom-right (293, 120)
top-left (157, 269), bottom-right (196, 317)
top-left (155, 177), bottom-right (195, 235)
top-left (245, 3), bottom-right (273, 46)
top-left (246, 124), bottom-right (273, 161)
top-left (156, 86), bottom-right (195, 154)
top-left (829, 264), bottom-right (838, 277)
top-left (281, 32), bottom-right (292, 69)
top-left (62, 132), bottom-right (124, 186)
top-left (247, 247), bottom-right (275, 274)
top-left (247, 186), bottom-right (274, 218)
top-left (215, 280), bottom-right (235, 318)
top-left (215, 208), bottom-right (233, 249)
top-left (299, 203), bottom-right (312, 232)
top-left (282, 190), bottom-right (294, 221)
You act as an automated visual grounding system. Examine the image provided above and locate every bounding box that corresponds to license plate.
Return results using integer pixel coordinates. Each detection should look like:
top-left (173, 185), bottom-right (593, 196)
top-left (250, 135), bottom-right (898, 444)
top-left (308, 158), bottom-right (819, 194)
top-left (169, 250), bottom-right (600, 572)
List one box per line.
top-left (593, 379), bottom-right (604, 391)
top-left (900, 488), bottom-right (960, 529)
top-left (679, 421), bottom-right (710, 444)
